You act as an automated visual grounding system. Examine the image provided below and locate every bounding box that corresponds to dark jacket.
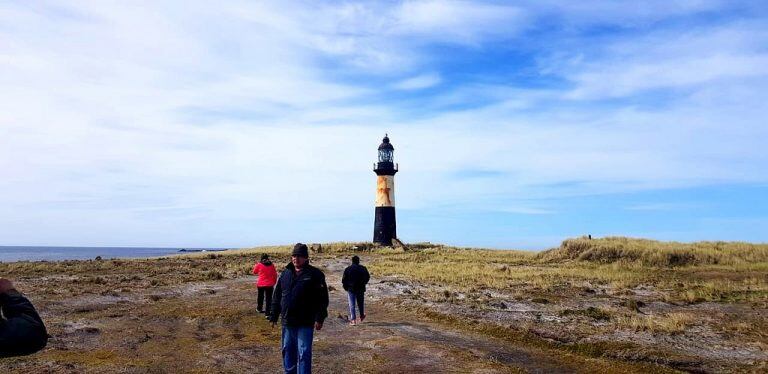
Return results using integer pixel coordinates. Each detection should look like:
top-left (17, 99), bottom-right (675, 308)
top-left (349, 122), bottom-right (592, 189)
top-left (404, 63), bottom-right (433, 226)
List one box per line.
top-left (342, 263), bottom-right (370, 293)
top-left (0, 290), bottom-right (48, 357)
top-left (269, 262), bottom-right (329, 327)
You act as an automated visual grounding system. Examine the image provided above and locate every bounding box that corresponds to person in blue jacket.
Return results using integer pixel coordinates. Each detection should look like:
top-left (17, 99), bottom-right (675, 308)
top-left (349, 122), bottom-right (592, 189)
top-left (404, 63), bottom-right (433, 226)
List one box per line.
top-left (269, 243), bottom-right (328, 374)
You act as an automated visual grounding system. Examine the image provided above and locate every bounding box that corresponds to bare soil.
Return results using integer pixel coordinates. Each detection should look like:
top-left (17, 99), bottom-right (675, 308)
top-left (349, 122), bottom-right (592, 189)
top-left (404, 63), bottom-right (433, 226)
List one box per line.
top-left (0, 258), bottom-right (626, 373)
top-left (367, 266), bottom-right (768, 373)
top-left (1, 254), bottom-right (765, 373)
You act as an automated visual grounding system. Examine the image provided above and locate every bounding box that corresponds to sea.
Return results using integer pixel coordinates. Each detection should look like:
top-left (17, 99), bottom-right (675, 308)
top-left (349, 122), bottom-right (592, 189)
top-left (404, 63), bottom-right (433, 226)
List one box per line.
top-left (0, 246), bottom-right (231, 263)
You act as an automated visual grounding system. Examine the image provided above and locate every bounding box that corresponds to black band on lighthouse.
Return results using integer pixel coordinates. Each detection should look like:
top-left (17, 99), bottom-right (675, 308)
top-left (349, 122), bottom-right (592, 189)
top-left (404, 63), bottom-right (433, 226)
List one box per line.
top-left (373, 207), bottom-right (396, 246)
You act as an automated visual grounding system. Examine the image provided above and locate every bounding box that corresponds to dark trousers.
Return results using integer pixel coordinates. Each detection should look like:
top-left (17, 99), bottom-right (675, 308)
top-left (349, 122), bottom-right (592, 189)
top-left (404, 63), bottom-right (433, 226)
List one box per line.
top-left (257, 286), bottom-right (274, 312)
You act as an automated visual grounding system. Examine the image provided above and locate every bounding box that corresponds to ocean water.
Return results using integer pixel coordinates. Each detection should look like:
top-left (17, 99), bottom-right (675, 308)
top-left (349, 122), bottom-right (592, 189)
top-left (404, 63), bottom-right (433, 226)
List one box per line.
top-left (0, 246), bottom-right (229, 262)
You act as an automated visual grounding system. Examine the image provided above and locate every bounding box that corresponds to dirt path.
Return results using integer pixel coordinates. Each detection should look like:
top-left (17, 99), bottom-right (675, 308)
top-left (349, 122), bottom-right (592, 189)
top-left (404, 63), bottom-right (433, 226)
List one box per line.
top-left (316, 259), bottom-right (580, 373)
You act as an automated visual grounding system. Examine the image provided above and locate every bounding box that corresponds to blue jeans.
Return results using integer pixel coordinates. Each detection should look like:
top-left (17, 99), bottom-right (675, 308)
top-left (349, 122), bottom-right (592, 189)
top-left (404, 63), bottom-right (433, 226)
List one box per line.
top-left (281, 325), bottom-right (314, 374)
top-left (347, 291), bottom-right (365, 321)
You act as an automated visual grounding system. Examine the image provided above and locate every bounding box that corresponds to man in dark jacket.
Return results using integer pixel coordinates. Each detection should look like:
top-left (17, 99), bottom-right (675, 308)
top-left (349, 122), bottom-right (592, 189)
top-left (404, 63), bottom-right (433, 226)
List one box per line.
top-left (269, 243), bottom-right (328, 374)
top-left (0, 278), bottom-right (47, 357)
top-left (342, 255), bottom-right (370, 325)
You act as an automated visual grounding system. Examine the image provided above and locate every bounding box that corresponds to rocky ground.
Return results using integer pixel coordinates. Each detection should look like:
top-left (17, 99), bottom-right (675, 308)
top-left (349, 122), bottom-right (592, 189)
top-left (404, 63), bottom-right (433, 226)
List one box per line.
top-left (367, 269), bottom-right (768, 372)
top-left (372, 278), bottom-right (768, 372)
top-left (0, 257), bottom-right (642, 373)
top-left (1, 251), bottom-right (766, 373)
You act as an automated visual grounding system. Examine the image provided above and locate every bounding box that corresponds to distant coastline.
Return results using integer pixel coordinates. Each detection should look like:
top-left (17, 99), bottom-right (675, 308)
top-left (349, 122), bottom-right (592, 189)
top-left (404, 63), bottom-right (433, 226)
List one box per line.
top-left (0, 246), bottom-right (230, 262)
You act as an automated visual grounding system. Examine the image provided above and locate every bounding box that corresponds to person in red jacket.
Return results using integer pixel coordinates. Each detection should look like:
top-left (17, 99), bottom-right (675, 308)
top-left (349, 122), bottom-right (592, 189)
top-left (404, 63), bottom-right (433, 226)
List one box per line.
top-left (252, 254), bottom-right (278, 316)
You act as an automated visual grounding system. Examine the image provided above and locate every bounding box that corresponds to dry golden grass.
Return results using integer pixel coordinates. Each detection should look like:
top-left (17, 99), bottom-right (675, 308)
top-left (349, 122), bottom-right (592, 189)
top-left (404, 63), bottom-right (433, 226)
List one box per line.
top-left (539, 236), bottom-right (768, 266)
top-left (367, 237), bottom-right (768, 303)
top-left (614, 312), bottom-right (696, 334)
top-left (2, 237), bottom-right (765, 373)
top-left (3, 237), bottom-right (766, 305)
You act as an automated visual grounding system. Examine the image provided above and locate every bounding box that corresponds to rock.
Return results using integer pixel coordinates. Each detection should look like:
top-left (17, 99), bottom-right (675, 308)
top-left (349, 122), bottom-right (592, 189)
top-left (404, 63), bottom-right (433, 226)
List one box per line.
top-left (621, 299), bottom-right (645, 312)
top-left (78, 327), bottom-right (100, 334)
top-left (490, 301), bottom-right (507, 309)
top-left (582, 287), bottom-right (596, 294)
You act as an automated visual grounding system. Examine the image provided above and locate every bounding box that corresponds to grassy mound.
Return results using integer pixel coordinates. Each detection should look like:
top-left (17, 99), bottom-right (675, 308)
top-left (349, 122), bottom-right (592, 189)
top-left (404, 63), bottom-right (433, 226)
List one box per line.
top-left (537, 236), bottom-right (768, 266)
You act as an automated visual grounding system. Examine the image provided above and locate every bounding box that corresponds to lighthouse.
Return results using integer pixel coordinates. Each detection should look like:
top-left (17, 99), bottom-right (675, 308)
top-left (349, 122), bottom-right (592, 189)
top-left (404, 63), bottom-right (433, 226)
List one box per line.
top-left (373, 134), bottom-right (398, 246)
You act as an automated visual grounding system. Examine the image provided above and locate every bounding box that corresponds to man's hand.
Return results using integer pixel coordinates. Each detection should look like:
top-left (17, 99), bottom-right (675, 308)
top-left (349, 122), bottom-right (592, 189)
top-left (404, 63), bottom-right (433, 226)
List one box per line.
top-left (314, 322), bottom-right (323, 331)
top-left (0, 278), bottom-right (15, 294)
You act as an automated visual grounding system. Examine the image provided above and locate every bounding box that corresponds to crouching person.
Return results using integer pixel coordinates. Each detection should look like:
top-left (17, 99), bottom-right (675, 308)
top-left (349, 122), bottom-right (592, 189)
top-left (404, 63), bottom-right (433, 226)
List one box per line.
top-left (269, 243), bottom-right (328, 374)
top-left (0, 278), bottom-right (48, 357)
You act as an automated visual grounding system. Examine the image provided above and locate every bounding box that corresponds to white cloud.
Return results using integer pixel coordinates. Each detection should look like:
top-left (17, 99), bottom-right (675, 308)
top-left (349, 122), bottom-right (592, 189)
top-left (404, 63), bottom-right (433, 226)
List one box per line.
top-left (392, 73), bottom-right (442, 90)
top-left (625, 203), bottom-right (698, 211)
top-left (395, 0), bottom-right (527, 44)
top-left (281, 0), bottom-right (528, 72)
top-left (0, 1), bottom-right (766, 246)
top-left (531, 0), bottom-right (733, 26)
top-left (562, 22), bottom-right (768, 99)
top-left (568, 54), bottom-right (768, 99)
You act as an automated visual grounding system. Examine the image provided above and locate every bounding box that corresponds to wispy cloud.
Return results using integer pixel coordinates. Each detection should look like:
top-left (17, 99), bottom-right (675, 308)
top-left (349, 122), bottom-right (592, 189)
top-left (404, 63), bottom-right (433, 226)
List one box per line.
top-left (494, 206), bottom-right (554, 215)
top-left (392, 73), bottom-right (442, 90)
top-left (563, 23), bottom-right (768, 99)
top-left (624, 203), bottom-right (697, 211)
top-left (395, 0), bottom-right (527, 44)
top-left (1, 0), bottom-right (766, 247)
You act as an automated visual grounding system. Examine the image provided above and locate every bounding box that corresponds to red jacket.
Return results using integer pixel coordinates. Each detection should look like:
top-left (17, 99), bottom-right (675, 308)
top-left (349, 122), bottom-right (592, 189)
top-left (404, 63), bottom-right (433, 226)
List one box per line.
top-left (252, 261), bottom-right (277, 287)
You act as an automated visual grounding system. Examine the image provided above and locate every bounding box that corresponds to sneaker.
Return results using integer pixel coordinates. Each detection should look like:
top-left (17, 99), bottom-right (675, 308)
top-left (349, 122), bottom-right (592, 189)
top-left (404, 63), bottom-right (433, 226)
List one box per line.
top-left (360, 313), bottom-right (366, 323)
top-left (349, 320), bottom-right (357, 326)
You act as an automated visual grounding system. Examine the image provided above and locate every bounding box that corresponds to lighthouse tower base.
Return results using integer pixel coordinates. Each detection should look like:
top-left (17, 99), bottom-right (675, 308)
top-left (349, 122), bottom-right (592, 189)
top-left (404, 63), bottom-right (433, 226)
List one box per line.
top-left (373, 206), bottom-right (397, 246)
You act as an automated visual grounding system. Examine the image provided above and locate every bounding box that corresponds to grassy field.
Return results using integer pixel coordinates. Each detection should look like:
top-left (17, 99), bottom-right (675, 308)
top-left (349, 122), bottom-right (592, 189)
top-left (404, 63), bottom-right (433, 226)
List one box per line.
top-left (368, 237), bottom-right (768, 371)
top-left (369, 237), bottom-right (768, 303)
top-left (1, 237), bottom-right (766, 372)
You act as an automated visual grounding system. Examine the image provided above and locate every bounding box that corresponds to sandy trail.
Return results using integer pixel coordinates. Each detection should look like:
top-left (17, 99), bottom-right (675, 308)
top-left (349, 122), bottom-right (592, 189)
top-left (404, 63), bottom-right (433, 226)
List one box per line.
top-left (298, 258), bottom-right (579, 373)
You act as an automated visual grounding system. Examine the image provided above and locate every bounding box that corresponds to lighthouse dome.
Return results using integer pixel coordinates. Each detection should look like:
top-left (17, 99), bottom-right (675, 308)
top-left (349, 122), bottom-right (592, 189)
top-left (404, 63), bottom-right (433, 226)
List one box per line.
top-left (378, 134), bottom-right (394, 151)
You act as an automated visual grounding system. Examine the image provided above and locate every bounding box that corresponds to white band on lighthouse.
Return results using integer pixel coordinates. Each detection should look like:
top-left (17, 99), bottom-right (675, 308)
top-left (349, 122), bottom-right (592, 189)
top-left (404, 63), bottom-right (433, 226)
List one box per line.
top-left (375, 175), bottom-right (395, 207)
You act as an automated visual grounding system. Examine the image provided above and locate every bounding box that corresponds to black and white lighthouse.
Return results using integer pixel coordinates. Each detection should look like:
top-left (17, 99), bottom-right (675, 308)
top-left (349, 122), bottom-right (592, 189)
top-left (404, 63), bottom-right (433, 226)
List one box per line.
top-left (373, 134), bottom-right (398, 246)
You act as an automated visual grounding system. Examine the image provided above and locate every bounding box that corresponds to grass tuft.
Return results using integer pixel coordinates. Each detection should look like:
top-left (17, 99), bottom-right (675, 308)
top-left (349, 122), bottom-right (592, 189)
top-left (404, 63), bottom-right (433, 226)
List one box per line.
top-left (538, 237), bottom-right (768, 266)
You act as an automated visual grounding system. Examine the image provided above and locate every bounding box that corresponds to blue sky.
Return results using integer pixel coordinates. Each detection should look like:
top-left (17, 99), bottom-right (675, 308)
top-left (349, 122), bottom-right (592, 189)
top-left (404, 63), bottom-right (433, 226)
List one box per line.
top-left (1, 1), bottom-right (767, 249)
